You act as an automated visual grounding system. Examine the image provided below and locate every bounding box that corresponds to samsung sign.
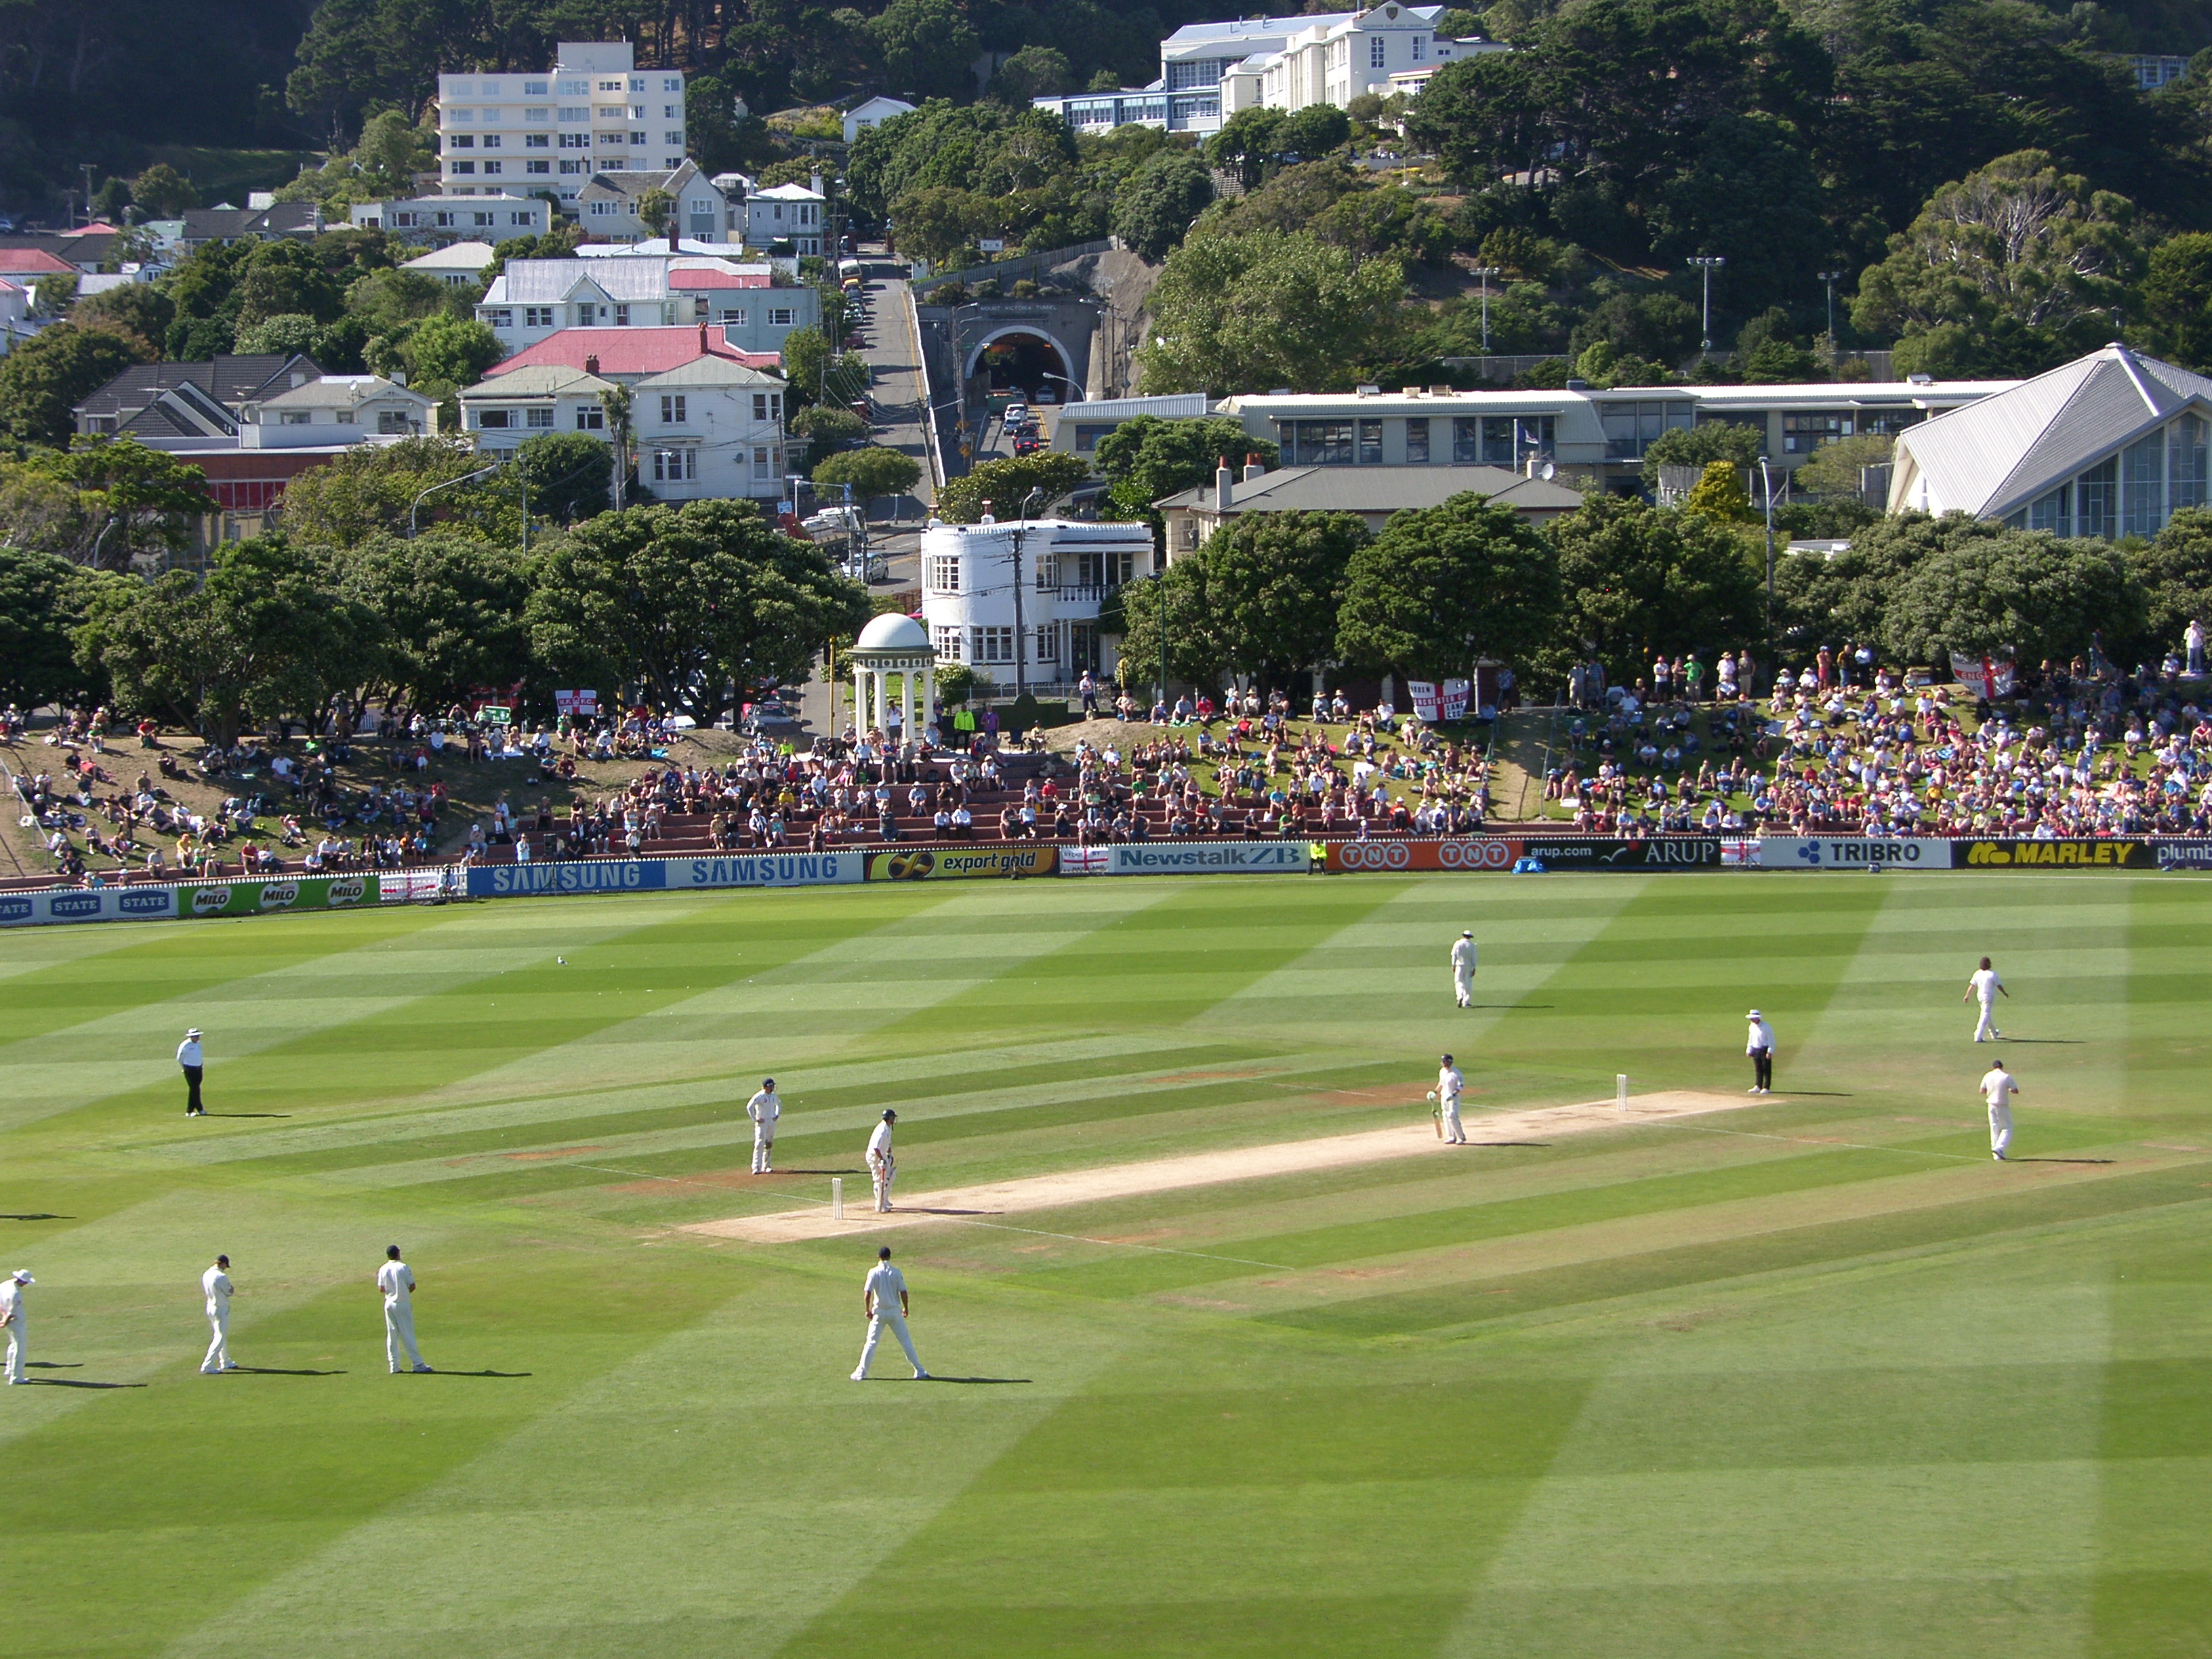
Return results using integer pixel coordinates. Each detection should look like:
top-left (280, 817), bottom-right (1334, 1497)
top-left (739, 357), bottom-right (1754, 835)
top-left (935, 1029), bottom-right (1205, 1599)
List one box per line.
top-left (672, 852), bottom-right (861, 888)
top-left (466, 860), bottom-right (668, 897)
top-left (1757, 838), bottom-right (1957, 869)
top-left (464, 853), bottom-right (860, 899)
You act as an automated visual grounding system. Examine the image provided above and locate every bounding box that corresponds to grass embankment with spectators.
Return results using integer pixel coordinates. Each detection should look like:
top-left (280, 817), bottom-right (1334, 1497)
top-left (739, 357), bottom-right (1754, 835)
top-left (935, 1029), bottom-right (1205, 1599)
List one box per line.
top-left (5, 872), bottom-right (2212, 1656)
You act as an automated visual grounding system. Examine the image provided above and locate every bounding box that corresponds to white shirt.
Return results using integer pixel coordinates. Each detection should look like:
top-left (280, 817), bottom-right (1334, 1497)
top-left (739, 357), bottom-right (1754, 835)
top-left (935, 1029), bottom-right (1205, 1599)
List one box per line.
top-left (1437, 1064), bottom-right (1464, 1105)
top-left (747, 1089), bottom-right (780, 1126)
top-left (203, 1265), bottom-right (233, 1316)
top-left (1746, 1018), bottom-right (1775, 1054)
top-left (1969, 968), bottom-right (2003, 1002)
top-left (178, 1038), bottom-right (203, 1067)
top-left (377, 1260), bottom-right (415, 1308)
top-left (1450, 938), bottom-right (1476, 972)
top-left (1980, 1069), bottom-right (2018, 1109)
top-left (867, 1120), bottom-right (894, 1161)
top-left (863, 1261), bottom-right (907, 1313)
top-left (0, 1278), bottom-right (22, 1325)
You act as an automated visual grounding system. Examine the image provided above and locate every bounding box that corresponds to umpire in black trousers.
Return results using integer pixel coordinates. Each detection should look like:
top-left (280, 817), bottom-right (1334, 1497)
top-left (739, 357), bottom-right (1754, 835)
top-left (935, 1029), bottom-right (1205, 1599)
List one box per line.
top-left (178, 1028), bottom-right (205, 1115)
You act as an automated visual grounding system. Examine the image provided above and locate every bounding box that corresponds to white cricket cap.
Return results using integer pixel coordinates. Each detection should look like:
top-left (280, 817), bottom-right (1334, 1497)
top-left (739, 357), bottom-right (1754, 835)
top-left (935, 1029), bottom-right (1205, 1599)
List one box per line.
top-left (185, 1028), bottom-right (203, 1039)
top-left (9, 1270), bottom-right (30, 1284)
top-left (1462, 930), bottom-right (1473, 937)
top-left (1747, 1009), bottom-right (1762, 1019)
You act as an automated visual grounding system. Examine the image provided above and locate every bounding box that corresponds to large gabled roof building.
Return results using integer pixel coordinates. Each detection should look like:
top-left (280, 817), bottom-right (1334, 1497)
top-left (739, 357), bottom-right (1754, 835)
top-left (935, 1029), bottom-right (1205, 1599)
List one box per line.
top-left (1887, 343), bottom-right (2212, 539)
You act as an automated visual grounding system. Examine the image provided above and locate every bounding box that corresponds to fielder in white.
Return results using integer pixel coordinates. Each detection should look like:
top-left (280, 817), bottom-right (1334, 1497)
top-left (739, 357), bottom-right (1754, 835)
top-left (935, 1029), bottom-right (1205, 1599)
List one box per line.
top-left (747, 1078), bottom-right (781, 1174)
top-left (1964, 957), bottom-right (2009, 1042)
top-left (1980, 1060), bottom-right (2019, 1160)
top-left (867, 1109), bottom-right (897, 1212)
top-left (851, 1246), bottom-right (928, 1381)
top-left (0, 1268), bottom-right (30, 1385)
top-left (377, 1244), bottom-right (432, 1374)
top-left (1437, 1054), bottom-right (1467, 1143)
top-left (201, 1254), bottom-right (238, 1374)
top-left (1450, 931), bottom-right (1477, 1008)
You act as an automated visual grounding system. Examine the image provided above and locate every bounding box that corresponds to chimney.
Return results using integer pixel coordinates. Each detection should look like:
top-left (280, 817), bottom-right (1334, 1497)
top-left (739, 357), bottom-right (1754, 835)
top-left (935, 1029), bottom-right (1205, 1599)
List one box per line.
top-left (810, 172), bottom-right (822, 198)
top-left (1216, 457), bottom-right (1233, 511)
top-left (585, 354), bottom-right (600, 377)
top-left (699, 322), bottom-right (710, 352)
top-left (979, 498), bottom-right (995, 524)
top-left (1242, 453), bottom-right (1264, 483)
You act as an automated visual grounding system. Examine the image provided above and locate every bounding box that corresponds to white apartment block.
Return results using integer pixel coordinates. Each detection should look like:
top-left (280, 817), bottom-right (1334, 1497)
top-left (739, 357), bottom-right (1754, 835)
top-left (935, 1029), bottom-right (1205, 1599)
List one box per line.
top-left (920, 516), bottom-right (1155, 687)
top-left (350, 194), bottom-right (552, 247)
top-left (1032, 3), bottom-right (1500, 135)
top-left (436, 41), bottom-right (686, 210)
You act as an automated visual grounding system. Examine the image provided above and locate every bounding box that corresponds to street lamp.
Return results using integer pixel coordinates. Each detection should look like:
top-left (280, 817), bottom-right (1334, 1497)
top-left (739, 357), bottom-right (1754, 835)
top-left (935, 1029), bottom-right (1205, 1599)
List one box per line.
top-left (1010, 485), bottom-right (1044, 698)
top-left (409, 463), bottom-right (500, 538)
top-left (1687, 256), bottom-right (1725, 353)
top-left (1758, 453), bottom-right (1776, 662)
top-left (1817, 269), bottom-right (1847, 345)
top-left (1470, 266), bottom-right (1500, 354)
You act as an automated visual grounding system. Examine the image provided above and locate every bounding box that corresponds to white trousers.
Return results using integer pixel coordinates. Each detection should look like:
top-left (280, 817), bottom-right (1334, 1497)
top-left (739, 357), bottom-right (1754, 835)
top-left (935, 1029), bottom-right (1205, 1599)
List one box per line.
top-left (3, 1318), bottom-right (21, 1382)
top-left (870, 1153), bottom-right (895, 1211)
top-left (1974, 999), bottom-right (1999, 1041)
top-left (1441, 1101), bottom-right (1465, 1143)
top-left (1988, 1102), bottom-right (2013, 1156)
top-left (203, 1311), bottom-right (230, 1372)
top-left (1454, 966), bottom-right (1474, 1007)
top-left (385, 1303), bottom-right (426, 1372)
top-left (855, 1308), bottom-right (923, 1378)
top-left (752, 1126), bottom-right (775, 1173)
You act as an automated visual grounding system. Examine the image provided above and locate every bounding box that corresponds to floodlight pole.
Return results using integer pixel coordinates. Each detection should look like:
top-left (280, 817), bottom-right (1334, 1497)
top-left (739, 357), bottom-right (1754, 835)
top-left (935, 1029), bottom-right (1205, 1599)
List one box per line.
top-left (1759, 454), bottom-right (1776, 662)
top-left (1471, 266), bottom-right (1500, 354)
top-left (1687, 256), bottom-right (1725, 353)
top-left (1817, 269), bottom-right (1846, 345)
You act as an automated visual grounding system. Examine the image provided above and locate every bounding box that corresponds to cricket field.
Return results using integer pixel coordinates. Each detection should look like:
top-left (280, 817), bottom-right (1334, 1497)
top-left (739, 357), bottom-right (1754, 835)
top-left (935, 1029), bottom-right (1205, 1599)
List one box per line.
top-left (4, 870), bottom-right (2210, 1658)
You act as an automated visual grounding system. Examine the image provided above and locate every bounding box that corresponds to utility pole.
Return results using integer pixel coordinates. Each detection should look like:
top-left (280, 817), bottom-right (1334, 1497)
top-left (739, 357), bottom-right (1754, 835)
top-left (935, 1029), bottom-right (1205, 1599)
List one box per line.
top-left (79, 164), bottom-right (96, 227)
top-left (1817, 269), bottom-right (1846, 345)
top-left (1471, 266), bottom-right (1500, 354)
top-left (1010, 486), bottom-right (1042, 697)
top-left (1153, 572), bottom-right (1168, 710)
top-left (1759, 454), bottom-right (1776, 663)
top-left (1687, 256), bottom-right (1725, 353)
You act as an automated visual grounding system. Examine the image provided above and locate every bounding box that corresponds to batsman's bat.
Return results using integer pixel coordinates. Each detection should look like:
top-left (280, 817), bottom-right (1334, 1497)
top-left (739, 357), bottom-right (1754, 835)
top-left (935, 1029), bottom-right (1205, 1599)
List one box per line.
top-left (1427, 1088), bottom-right (1441, 1139)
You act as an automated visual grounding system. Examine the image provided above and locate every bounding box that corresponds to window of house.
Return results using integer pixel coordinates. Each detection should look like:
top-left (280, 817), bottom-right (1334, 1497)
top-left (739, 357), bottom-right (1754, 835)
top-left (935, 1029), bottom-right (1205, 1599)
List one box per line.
top-left (526, 132), bottom-right (550, 147)
top-left (2077, 456), bottom-right (2118, 539)
top-left (1357, 418), bottom-right (1383, 464)
top-left (630, 131), bottom-right (647, 145)
top-left (452, 160), bottom-right (476, 174)
top-left (652, 447), bottom-right (696, 482)
top-left (483, 161), bottom-right (503, 176)
top-left (660, 394), bottom-right (687, 424)
top-left (752, 393), bottom-right (771, 420)
top-left (933, 626), bottom-right (964, 660)
top-left (665, 103), bottom-right (680, 117)
top-left (753, 445), bottom-right (773, 479)
top-left (527, 109), bottom-right (550, 125)
top-left (927, 555), bottom-right (961, 592)
top-left (478, 409), bottom-right (511, 428)
top-left (1286, 419), bottom-right (1353, 464)
top-left (1412, 33), bottom-right (1426, 58)
top-left (665, 157), bottom-right (683, 171)
top-left (664, 77), bottom-right (682, 91)
top-left (1597, 401), bottom-right (1685, 458)
top-left (1036, 625), bottom-right (1060, 663)
top-left (525, 80), bottom-right (548, 94)
top-left (664, 130), bottom-right (683, 146)
top-left (1073, 423), bottom-right (1111, 453)
top-left (434, 211), bottom-right (456, 226)
top-left (482, 134), bottom-right (501, 148)
top-left (377, 410), bottom-right (414, 435)
top-left (448, 134), bottom-right (475, 148)
top-left (558, 79), bottom-right (588, 95)
top-left (559, 106), bottom-right (589, 123)
top-left (575, 406), bottom-right (605, 430)
top-left (525, 159), bottom-right (550, 173)
top-left (281, 410), bottom-right (312, 425)
top-left (2171, 415), bottom-right (2210, 517)
top-left (599, 80), bottom-right (623, 91)
top-left (560, 132), bottom-right (588, 148)
top-left (333, 408), bottom-right (355, 424)
top-left (1371, 35), bottom-right (1387, 66)
top-left (769, 307), bottom-right (795, 326)
top-left (719, 307), bottom-right (747, 327)
top-left (2028, 482), bottom-right (2071, 535)
top-left (972, 626), bottom-right (1015, 663)
top-left (486, 309), bottom-right (512, 328)
top-left (614, 304), bottom-right (630, 325)
top-left (1782, 411), bottom-right (1853, 454)
top-left (2124, 433), bottom-right (2164, 537)
top-left (559, 159), bottom-right (584, 173)
top-left (1068, 621), bottom-right (1099, 673)
top-left (473, 211), bottom-right (494, 226)
top-left (1405, 416), bottom-right (1430, 463)
top-left (450, 108), bottom-right (474, 123)
top-left (526, 407), bottom-right (553, 428)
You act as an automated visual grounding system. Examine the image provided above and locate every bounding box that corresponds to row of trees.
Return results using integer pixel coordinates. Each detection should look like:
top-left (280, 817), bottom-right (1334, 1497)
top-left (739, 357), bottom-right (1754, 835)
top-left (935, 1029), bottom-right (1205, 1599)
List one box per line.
top-left (1113, 487), bottom-right (2212, 697)
top-left (1, 497), bottom-right (872, 740)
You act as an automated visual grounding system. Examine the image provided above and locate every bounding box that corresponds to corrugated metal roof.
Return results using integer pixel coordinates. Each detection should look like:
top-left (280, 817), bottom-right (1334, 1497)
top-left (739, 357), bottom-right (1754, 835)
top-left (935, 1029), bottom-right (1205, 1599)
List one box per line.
top-left (461, 364), bottom-right (614, 399)
top-left (1153, 463), bottom-right (1583, 514)
top-left (633, 355), bottom-right (784, 388)
top-left (1892, 345), bottom-right (2212, 518)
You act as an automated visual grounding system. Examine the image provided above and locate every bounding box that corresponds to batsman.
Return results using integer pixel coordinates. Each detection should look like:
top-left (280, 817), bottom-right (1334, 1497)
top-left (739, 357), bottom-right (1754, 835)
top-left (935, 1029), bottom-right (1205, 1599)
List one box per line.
top-left (867, 1109), bottom-right (898, 1211)
top-left (1435, 1053), bottom-right (1467, 1144)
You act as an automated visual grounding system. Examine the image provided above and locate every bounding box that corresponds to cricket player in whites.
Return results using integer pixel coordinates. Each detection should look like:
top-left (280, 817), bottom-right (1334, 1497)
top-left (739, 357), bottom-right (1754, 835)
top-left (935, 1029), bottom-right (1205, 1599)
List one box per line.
top-left (747, 1078), bottom-right (781, 1174)
top-left (0, 1268), bottom-right (29, 1385)
top-left (1980, 1059), bottom-right (2019, 1160)
top-left (867, 1109), bottom-right (898, 1211)
top-left (1450, 931), bottom-right (1477, 1008)
top-left (852, 1246), bottom-right (928, 1381)
top-left (1965, 957), bottom-right (2009, 1041)
top-left (201, 1254), bottom-right (237, 1373)
top-left (1434, 1053), bottom-right (1467, 1143)
top-left (377, 1245), bottom-right (432, 1373)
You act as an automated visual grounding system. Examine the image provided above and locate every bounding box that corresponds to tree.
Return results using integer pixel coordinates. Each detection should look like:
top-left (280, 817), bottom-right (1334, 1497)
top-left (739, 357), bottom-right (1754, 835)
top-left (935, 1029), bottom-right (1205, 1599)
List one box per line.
top-left (933, 452), bottom-right (1093, 523)
top-left (233, 312), bottom-right (325, 357)
top-left (2132, 506), bottom-right (2212, 656)
top-left (990, 46), bottom-right (1072, 104)
top-left (526, 499), bottom-right (870, 725)
top-left (131, 163), bottom-right (199, 219)
top-left (35, 438), bottom-right (216, 569)
top-left (276, 436), bottom-right (507, 548)
top-left (339, 533), bottom-right (536, 709)
top-left (1771, 509), bottom-right (1969, 655)
top-left (792, 405), bottom-right (869, 466)
top-left (1198, 510), bottom-right (1368, 681)
top-left (0, 457), bottom-right (98, 561)
top-left (516, 432), bottom-right (613, 526)
top-left (1136, 229), bottom-right (1406, 396)
top-left (0, 547), bottom-right (83, 708)
top-left (1114, 556), bottom-right (1228, 691)
top-left (2140, 232), bottom-right (2212, 372)
top-left (32, 274), bottom-right (79, 316)
top-left (889, 185), bottom-right (985, 266)
top-left (1790, 434), bottom-right (1893, 501)
top-left (1093, 415), bottom-right (1277, 525)
top-left (91, 538), bottom-right (387, 745)
top-left (813, 445), bottom-right (922, 508)
top-left (1336, 493), bottom-right (1561, 677)
top-left (1853, 151), bottom-right (2142, 375)
top-left (636, 188), bottom-right (675, 241)
top-left (403, 314), bottom-right (504, 390)
top-left (869, 0), bottom-right (982, 102)
top-left (1205, 108), bottom-right (1287, 192)
top-left (1681, 458), bottom-right (1755, 522)
top-left (0, 325), bottom-right (148, 447)
top-left (1111, 151), bottom-right (1214, 264)
top-left (781, 326), bottom-right (869, 408)
top-left (70, 285), bottom-right (175, 358)
top-left (1639, 419), bottom-right (1763, 489)
top-left (1542, 493), bottom-right (1763, 682)
top-left (1884, 528), bottom-right (2142, 663)
top-left (233, 240), bottom-right (348, 328)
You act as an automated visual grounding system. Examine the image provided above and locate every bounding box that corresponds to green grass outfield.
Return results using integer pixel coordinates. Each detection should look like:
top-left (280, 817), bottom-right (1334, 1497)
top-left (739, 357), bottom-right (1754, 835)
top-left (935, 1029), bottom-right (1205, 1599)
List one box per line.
top-left (5, 871), bottom-right (2212, 1658)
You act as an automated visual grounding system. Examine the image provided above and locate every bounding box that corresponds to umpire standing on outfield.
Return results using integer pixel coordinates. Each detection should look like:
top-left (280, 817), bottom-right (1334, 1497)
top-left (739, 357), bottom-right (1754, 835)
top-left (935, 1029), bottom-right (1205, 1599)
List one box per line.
top-left (178, 1028), bottom-right (205, 1116)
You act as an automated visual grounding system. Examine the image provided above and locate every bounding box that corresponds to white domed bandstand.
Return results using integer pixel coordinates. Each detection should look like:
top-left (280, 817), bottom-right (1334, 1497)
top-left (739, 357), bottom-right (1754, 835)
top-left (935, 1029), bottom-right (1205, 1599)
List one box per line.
top-left (848, 611), bottom-right (937, 749)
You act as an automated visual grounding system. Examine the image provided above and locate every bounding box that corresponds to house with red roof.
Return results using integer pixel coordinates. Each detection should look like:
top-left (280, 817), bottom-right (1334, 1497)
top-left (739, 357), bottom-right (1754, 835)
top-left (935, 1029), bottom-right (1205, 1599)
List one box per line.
top-left (483, 324), bottom-right (783, 383)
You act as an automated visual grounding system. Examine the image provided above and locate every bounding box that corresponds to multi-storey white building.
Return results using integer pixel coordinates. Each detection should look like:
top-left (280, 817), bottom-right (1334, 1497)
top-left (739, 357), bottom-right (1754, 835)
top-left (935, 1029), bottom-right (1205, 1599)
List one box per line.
top-left (350, 194), bottom-right (551, 247)
top-left (920, 515), bottom-right (1155, 688)
top-left (1031, 4), bottom-right (1501, 135)
top-left (436, 41), bottom-right (686, 210)
top-left (744, 182), bottom-right (827, 256)
top-left (476, 255), bottom-right (817, 360)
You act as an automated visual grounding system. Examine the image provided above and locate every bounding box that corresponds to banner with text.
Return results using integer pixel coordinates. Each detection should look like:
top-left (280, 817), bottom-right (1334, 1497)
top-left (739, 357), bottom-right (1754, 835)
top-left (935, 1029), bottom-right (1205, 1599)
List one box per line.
top-left (867, 845), bottom-right (1057, 880)
top-left (670, 851), bottom-right (863, 889)
top-left (1324, 839), bottom-right (1520, 874)
top-left (466, 860), bottom-right (668, 897)
top-left (1957, 839), bottom-right (2156, 870)
top-left (1105, 842), bottom-right (1312, 876)
top-left (1756, 838), bottom-right (1957, 870)
top-left (1517, 837), bottom-right (1724, 870)
top-left (1406, 679), bottom-right (1472, 722)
